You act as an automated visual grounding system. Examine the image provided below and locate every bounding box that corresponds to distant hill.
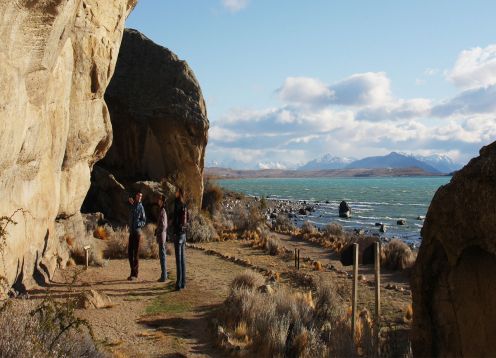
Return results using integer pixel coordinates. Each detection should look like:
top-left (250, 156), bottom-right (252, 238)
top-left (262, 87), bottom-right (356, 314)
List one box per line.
top-left (345, 152), bottom-right (440, 173)
top-left (205, 166), bottom-right (441, 179)
top-left (298, 154), bottom-right (355, 170)
top-left (411, 154), bottom-right (462, 173)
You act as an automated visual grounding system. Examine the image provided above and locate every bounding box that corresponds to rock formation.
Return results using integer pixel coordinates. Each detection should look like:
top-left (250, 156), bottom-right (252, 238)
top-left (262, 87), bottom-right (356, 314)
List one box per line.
top-left (100, 29), bottom-right (209, 207)
top-left (0, 0), bottom-right (136, 289)
top-left (412, 141), bottom-right (496, 357)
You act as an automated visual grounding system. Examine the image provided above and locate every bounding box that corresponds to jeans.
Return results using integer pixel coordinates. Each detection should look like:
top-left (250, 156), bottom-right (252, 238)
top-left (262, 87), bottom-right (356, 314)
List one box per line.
top-left (158, 239), bottom-right (167, 280)
top-left (128, 231), bottom-right (141, 277)
top-left (174, 233), bottom-right (186, 289)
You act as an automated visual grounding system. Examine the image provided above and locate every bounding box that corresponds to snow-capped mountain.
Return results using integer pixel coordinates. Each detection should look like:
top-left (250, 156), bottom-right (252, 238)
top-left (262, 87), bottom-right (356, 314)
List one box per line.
top-left (411, 154), bottom-right (463, 174)
top-left (345, 152), bottom-right (441, 173)
top-left (298, 154), bottom-right (356, 170)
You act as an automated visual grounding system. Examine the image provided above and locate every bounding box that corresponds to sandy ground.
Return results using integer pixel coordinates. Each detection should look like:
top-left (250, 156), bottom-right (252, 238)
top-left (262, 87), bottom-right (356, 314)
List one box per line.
top-left (28, 233), bottom-right (412, 357)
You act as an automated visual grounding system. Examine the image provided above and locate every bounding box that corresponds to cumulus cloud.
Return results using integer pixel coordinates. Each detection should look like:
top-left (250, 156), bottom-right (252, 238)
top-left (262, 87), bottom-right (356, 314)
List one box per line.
top-left (278, 72), bottom-right (392, 107)
top-left (447, 44), bottom-right (496, 89)
top-left (207, 44), bottom-right (496, 169)
top-left (432, 84), bottom-right (496, 117)
top-left (222, 0), bottom-right (249, 12)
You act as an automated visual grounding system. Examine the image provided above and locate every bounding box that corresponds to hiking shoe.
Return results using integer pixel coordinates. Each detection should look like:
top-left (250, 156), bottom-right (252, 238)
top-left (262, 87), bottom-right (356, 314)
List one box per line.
top-left (130, 276), bottom-right (138, 281)
top-left (127, 276), bottom-right (133, 281)
top-left (157, 277), bottom-right (166, 282)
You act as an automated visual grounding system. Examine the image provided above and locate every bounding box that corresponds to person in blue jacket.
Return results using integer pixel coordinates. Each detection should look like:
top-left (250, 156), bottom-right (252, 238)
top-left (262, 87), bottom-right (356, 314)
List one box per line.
top-left (128, 191), bottom-right (146, 281)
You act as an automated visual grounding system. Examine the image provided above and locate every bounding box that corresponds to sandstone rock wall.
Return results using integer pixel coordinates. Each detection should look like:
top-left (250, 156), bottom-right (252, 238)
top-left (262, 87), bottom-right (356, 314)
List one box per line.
top-left (412, 141), bottom-right (496, 357)
top-left (0, 0), bottom-right (136, 289)
top-left (100, 29), bottom-right (209, 207)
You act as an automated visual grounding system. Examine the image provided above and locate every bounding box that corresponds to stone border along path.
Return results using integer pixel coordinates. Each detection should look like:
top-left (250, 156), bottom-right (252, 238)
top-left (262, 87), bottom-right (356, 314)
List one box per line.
top-left (26, 232), bottom-right (411, 357)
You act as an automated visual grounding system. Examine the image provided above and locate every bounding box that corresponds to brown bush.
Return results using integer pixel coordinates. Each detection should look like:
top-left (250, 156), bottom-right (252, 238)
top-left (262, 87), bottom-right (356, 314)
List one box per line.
top-left (274, 214), bottom-right (296, 233)
top-left (230, 270), bottom-right (265, 292)
top-left (265, 236), bottom-right (282, 256)
top-left (232, 205), bottom-right (264, 232)
top-left (323, 222), bottom-right (345, 237)
top-left (0, 299), bottom-right (103, 357)
top-left (301, 221), bottom-right (317, 235)
top-left (381, 239), bottom-right (416, 270)
top-left (103, 224), bottom-right (161, 260)
top-left (202, 180), bottom-right (224, 216)
top-left (187, 209), bottom-right (219, 243)
top-left (219, 278), bottom-right (361, 357)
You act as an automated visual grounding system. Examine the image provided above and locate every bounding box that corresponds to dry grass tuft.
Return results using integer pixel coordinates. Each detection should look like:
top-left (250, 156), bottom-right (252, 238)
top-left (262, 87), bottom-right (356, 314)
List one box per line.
top-left (230, 270), bottom-right (265, 292)
top-left (313, 261), bottom-right (323, 271)
top-left (265, 236), bottom-right (282, 256)
top-left (0, 299), bottom-right (103, 357)
top-left (218, 275), bottom-right (368, 357)
top-left (381, 239), bottom-right (416, 270)
top-left (404, 304), bottom-right (413, 323)
top-left (202, 180), bottom-right (224, 216)
top-left (300, 221), bottom-right (317, 235)
top-left (187, 209), bottom-right (219, 243)
top-left (323, 222), bottom-right (345, 237)
top-left (274, 215), bottom-right (296, 233)
top-left (93, 226), bottom-right (110, 240)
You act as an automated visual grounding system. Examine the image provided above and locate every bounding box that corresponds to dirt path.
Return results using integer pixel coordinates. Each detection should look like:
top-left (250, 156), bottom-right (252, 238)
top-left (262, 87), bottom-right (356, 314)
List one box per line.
top-left (29, 247), bottom-right (246, 357)
top-left (27, 233), bottom-right (412, 357)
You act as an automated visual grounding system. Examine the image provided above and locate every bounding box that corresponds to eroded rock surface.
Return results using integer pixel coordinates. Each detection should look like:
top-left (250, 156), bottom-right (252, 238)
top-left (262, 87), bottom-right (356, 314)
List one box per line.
top-left (0, 0), bottom-right (136, 289)
top-left (100, 29), bottom-right (209, 206)
top-left (412, 141), bottom-right (496, 357)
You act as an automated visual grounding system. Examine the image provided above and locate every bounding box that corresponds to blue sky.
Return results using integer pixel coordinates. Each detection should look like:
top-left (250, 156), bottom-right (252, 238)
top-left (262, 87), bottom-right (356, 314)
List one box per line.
top-left (127, 0), bottom-right (496, 169)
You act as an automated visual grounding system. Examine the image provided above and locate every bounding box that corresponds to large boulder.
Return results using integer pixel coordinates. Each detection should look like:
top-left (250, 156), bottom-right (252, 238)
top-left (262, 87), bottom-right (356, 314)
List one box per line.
top-left (100, 29), bottom-right (209, 206)
top-left (412, 141), bottom-right (496, 357)
top-left (0, 0), bottom-right (136, 289)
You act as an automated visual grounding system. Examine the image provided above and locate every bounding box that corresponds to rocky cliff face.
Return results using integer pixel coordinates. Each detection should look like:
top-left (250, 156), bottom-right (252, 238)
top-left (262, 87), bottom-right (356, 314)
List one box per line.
top-left (412, 141), bottom-right (496, 357)
top-left (0, 0), bottom-right (136, 289)
top-left (100, 29), bottom-right (209, 206)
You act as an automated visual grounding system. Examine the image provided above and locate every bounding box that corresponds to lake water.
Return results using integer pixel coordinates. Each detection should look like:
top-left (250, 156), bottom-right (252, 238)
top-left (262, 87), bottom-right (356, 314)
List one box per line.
top-left (217, 176), bottom-right (451, 244)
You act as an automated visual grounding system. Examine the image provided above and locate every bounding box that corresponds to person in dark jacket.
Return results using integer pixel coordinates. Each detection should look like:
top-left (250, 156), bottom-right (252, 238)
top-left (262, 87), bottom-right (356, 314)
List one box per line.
top-left (155, 194), bottom-right (168, 282)
top-left (128, 191), bottom-right (146, 281)
top-left (173, 188), bottom-right (187, 290)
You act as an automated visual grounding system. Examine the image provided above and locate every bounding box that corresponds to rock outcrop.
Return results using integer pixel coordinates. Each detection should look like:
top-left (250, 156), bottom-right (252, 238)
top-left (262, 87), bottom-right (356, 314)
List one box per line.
top-left (100, 29), bottom-right (209, 206)
top-left (412, 141), bottom-right (496, 357)
top-left (0, 0), bottom-right (136, 289)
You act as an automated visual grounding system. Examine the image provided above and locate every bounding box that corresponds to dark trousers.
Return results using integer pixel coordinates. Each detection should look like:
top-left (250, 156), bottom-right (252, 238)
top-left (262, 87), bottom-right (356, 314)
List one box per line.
top-left (128, 231), bottom-right (141, 277)
top-left (174, 233), bottom-right (186, 288)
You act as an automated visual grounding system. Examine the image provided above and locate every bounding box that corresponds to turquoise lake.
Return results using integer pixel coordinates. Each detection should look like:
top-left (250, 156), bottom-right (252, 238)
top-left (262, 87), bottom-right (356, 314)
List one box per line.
top-left (217, 176), bottom-right (451, 243)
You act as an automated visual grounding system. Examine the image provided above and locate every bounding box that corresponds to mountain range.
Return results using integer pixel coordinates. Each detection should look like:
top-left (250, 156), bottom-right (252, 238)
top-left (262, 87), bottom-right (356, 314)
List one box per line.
top-left (297, 152), bottom-right (462, 173)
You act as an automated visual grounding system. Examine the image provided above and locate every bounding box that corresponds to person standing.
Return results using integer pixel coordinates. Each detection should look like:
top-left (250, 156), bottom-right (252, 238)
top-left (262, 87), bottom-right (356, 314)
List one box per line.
top-left (156, 194), bottom-right (168, 282)
top-left (128, 191), bottom-right (146, 281)
top-left (173, 188), bottom-right (187, 290)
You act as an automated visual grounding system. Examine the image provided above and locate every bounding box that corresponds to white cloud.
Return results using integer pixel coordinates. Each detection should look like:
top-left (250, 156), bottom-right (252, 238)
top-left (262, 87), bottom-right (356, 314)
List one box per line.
top-left (448, 44), bottom-right (496, 89)
top-left (278, 72), bottom-right (392, 107)
top-left (222, 0), bottom-right (249, 13)
top-left (277, 77), bottom-right (333, 106)
top-left (329, 72), bottom-right (392, 106)
top-left (207, 45), bottom-right (496, 169)
top-left (424, 68), bottom-right (439, 76)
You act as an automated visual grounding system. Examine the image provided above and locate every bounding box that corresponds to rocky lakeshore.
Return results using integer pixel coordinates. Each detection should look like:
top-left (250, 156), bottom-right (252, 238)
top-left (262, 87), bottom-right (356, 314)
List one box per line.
top-left (221, 191), bottom-right (423, 249)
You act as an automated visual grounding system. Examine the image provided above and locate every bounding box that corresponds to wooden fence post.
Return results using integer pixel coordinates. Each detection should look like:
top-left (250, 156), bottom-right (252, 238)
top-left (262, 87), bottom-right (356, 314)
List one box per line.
top-left (352, 243), bottom-right (359, 342)
top-left (375, 242), bottom-right (381, 354)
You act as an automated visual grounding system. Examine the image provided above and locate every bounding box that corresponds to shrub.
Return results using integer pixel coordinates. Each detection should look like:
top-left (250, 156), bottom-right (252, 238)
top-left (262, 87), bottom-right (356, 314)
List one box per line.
top-left (219, 278), bottom-right (361, 357)
top-left (381, 239), bottom-right (416, 270)
top-left (301, 221), bottom-right (317, 235)
top-left (323, 222), bottom-right (345, 237)
top-left (187, 209), bottom-right (218, 243)
top-left (230, 270), bottom-right (265, 292)
top-left (274, 215), bottom-right (296, 232)
top-left (0, 299), bottom-right (103, 357)
top-left (202, 180), bottom-right (224, 216)
top-left (103, 224), bottom-right (161, 259)
top-left (265, 237), bottom-right (282, 256)
top-left (232, 205), bottom-right (264, 232)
